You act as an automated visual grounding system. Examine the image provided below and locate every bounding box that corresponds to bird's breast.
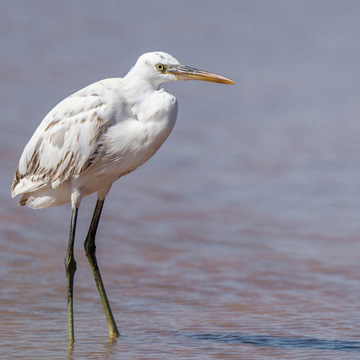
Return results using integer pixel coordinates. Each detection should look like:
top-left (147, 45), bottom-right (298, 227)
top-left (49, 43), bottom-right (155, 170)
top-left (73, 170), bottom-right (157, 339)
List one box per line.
top-left (98, 91), bottom-right (178, 176)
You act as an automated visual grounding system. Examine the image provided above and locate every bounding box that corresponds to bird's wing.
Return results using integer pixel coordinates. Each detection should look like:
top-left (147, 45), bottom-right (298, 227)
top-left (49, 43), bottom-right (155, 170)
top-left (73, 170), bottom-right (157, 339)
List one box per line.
top-left (12, 80), bottom-right (119, 197)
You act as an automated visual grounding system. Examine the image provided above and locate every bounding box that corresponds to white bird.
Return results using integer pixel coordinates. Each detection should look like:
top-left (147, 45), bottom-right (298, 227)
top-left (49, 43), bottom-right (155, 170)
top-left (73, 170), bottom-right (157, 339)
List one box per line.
top-left (11, 51), bottom-right (235, 342)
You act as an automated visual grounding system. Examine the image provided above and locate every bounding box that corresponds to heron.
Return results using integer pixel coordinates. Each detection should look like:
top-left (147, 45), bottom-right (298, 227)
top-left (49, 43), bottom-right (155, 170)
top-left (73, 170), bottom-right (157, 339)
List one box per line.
top-left (11, 51), bottom-right (235, 342)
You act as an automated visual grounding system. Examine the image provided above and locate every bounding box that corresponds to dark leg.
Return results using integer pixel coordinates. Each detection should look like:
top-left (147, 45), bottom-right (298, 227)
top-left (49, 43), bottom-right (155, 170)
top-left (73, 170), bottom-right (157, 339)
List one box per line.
top-left (65, 207), bottom-right (78, 343)
top-left (84, 199), bottom-right (120, 338)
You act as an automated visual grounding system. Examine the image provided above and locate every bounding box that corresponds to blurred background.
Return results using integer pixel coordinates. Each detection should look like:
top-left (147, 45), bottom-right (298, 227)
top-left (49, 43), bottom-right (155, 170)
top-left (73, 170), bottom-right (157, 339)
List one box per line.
top-left (1, 1), bottom-right (360, 359)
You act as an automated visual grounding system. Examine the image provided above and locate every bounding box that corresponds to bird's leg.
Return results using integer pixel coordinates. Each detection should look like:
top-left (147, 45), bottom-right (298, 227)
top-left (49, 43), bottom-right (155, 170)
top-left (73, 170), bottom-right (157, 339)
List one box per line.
top-left (65, 206), bottom-right (78, 344)
top-left (84, 199), bottom-right (120, 338)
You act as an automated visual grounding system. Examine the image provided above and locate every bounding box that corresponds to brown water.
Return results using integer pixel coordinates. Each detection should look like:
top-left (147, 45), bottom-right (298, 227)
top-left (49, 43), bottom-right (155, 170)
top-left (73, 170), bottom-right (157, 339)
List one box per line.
top-left (2, 1), bottom-right (360, 359)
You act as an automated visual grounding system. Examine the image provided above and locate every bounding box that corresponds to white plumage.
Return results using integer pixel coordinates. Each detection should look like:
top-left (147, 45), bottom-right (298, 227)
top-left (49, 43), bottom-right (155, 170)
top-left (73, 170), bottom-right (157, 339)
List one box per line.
top-left (11, 51), bottom-right (235, 341)
top-left (12, 53), bottom-right (180, 209)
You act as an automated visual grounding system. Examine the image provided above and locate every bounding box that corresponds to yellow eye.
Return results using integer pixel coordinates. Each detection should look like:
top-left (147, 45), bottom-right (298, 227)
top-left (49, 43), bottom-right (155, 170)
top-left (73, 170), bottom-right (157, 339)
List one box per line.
top-left (156, 64), bottom-right (165, 71)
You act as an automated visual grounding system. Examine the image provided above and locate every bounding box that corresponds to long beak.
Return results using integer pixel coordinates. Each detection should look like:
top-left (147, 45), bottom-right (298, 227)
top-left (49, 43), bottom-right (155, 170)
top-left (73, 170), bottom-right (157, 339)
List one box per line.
top-left (168, 65), bottom-right (235, 85)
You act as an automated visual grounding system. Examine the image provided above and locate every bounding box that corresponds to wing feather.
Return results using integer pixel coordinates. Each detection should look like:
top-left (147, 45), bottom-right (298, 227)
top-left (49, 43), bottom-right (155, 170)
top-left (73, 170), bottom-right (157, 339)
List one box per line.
top-left (12, 80), bottom-right (117, 197)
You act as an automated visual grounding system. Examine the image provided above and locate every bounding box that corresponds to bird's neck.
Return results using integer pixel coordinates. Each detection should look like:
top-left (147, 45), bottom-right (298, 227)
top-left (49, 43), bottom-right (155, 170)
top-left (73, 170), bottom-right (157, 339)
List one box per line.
top-left (122, 73), bottom-right (164, 116)
top-left (123, 69), bottom-right (162, 93)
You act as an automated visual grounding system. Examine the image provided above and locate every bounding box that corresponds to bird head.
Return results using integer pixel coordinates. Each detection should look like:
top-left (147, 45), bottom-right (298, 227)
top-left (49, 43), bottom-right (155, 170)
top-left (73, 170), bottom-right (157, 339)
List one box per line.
top-left (126, 51), bottom-right (235, 88)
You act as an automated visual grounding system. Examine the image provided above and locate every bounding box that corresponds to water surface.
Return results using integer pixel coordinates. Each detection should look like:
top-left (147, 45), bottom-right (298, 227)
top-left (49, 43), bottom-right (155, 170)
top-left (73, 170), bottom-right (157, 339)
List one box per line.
top-left (1, 1), bottom-right (360, 359)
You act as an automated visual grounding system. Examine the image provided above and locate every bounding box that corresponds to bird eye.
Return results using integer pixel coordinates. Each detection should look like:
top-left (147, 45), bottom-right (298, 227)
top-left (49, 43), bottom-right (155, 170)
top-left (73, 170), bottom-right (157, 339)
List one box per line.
top-left (156, 64), bottom-right (165, 72)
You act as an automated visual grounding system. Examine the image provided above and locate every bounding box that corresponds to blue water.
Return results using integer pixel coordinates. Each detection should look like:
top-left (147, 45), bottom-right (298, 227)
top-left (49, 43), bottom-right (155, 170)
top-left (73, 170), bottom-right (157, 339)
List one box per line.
top-left (1, 1), bottom-right (360, 359)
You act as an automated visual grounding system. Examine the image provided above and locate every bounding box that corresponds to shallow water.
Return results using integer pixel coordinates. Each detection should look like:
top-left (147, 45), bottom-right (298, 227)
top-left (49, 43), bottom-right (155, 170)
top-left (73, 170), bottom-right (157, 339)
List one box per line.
top-left (2, 1), bottom-right (360, 359)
